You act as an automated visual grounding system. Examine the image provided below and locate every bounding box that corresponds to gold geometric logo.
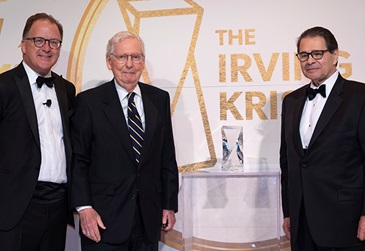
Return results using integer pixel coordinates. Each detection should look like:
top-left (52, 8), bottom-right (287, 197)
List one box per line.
top-left (67, 0), bottom-right (216, 173)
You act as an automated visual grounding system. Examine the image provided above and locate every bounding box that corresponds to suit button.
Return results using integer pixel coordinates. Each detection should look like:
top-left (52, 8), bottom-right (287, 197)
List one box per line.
top-left (302, 163), bottom-right (307, 168)
top-left (131, 195), bottom-right (136, 200)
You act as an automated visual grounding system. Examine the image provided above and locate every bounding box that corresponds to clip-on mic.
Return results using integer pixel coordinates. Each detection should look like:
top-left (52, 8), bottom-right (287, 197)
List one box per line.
top-left (43, 99), bottom-right (52, 107)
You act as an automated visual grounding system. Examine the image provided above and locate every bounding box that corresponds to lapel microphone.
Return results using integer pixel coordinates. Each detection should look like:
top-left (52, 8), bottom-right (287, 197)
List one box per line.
top-left (43, 99), bottom-right (52, 107)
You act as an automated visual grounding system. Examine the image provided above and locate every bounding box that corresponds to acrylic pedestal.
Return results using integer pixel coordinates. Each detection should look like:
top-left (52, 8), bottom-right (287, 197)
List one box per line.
top-left (181, 170), bottom-right (281, 250)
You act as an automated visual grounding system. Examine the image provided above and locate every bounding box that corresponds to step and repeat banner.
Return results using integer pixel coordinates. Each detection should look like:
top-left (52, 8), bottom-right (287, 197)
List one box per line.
top-left (1, 0), bottom-right (364, 250)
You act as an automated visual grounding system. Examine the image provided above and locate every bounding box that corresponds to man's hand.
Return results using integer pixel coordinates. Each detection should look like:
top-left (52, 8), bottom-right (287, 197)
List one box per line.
top-left (161, 209), bottom-right (176, 232)
top-left (357, 216), bottom-right (365, 241)
top-left (283, 217), bottom-right (291, 240)
top-left (79, 208), bottom-right (106, 242)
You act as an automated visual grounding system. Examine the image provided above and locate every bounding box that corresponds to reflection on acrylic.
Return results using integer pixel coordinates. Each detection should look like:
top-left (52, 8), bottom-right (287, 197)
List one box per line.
top-left (221, 126), bottom-right (243, 171)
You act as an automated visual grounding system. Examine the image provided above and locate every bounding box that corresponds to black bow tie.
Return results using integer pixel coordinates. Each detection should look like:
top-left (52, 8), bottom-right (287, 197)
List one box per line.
top-left (36, 76), bottom-right (54, 88)
top-left (306, 84), bottom-right (326, 100)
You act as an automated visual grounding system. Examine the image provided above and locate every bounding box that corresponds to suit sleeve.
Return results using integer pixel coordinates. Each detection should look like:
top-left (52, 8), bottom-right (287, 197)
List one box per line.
top-left (70, 94), bottom-right (93, 209)
top-left (161, 92), bottom-right (179, 212)
top-left (359, 97), bottom-right (365, 216)
top-left (280, 96), bottom-right (289, 218)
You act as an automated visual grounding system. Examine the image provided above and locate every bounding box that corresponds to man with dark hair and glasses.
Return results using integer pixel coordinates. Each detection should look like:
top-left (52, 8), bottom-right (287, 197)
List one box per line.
top-left (0, 13), bottom-right (75, 251)
top-left (280, 26), bottom-right (365, 250)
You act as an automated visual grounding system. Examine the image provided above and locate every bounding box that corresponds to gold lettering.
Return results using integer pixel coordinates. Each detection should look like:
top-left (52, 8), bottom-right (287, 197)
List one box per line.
top-left (245, 29), bottom-right (255, 45)
top-left (231, 54), bottom-right (253, 82)
top-left (215, 29), bottom-right (255, 46)
top-left (220, 92), bottom-right (244, 120)
top-left (339, 51), bottom-right (352, 78)
top-left (294, 53), bottom-right (302, 81)
top-left (228, 29), bottom-right (243, 45)
top-left (215, 30), bottom-right (227, 45)
top-left (219, 51), bottom-right (354, 84)
top-left (219, 91), bottom-right (292, 121)
top-left (246, 92), bottom-right (268, 120)
top-left (270, 91), bottom-right (277, 119)
top-left (219, 54), bottom-right (226, 82)
top-left (282, 52), bottom-right (290, 81)
top-left (253, 53), bottom-right (279, 81)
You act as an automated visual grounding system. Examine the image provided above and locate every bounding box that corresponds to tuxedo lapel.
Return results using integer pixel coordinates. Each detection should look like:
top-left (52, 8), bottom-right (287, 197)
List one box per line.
top-left (14, 64), bottom-right (40, 148)
top-left (308, 76), bottom-right (344, 148)
top-left (292, 87), bottom-right (308, 155)
top-left (102, 82), bottom-right (136, 162)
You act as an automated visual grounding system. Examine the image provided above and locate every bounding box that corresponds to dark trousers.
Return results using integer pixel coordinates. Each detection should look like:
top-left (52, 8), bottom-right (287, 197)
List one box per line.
top-left (0, 183), bottom-right (68, 251)
top-left (82, 198), bottom-right (158, 251)
top-left (291, 203), bottom-right (365, 251)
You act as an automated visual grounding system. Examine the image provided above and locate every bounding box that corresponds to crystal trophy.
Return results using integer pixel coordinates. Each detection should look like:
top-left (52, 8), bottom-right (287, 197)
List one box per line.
top-left (221, 126), bottom-right (243, 171)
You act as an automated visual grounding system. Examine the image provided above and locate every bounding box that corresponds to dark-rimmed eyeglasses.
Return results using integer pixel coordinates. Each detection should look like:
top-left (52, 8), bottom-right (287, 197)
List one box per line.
top-left (111, 54), bottom-right (144, 63)
top-left (24, 37), bottom-right (62, 50)
top-left (296, 50), bottom-right (330, 62)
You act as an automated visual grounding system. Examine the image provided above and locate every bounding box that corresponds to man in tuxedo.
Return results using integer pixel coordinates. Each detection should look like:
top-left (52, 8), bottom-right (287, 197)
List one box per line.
top-left (71, 31), bottom-right (179, 251)
top-left (0, 13), bottom-right (75, 251)
top-left (280, 26), bottom-right (365, 250)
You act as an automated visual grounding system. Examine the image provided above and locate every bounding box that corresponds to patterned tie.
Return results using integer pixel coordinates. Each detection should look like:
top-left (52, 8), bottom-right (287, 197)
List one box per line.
top-left (127, 92), bottom-right (144, 163)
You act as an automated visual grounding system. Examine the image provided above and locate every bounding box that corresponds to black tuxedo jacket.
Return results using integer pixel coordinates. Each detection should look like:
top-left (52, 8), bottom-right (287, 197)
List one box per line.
top-left (280, 74), bottom-right (365, 247)
top-left (0, 63), bottom-right (75, 230)
top-left (70, 80), bottom-right (179, 244)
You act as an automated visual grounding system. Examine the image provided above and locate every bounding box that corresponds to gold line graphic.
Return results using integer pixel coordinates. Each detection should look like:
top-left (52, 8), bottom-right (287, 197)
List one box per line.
top-left (67, 0), bottom-right (216, 172)
top-left (67, 0), bottom-right (108, 94)
top-left (0, 18), bottom-right (4, 35)
top-left (118, 0), bottom-right (216, 172)
top-left (162, 230), bottom-right (289, 250)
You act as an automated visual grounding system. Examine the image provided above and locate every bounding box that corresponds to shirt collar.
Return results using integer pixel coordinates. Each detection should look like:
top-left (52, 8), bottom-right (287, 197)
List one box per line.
top-left (22, 61), bottom-right (52, 86)
top-left (310, 71), bottom-right (338, 96)
top-left (113, 80), bottom-right (141, 99)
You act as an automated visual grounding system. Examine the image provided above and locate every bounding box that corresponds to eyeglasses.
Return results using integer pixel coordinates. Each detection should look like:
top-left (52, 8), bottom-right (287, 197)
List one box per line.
top-left (24, 37), bottom-right (62, 50)
top-left (296, 50), bottom-right (330, 62)
top-left (111, 54), bottom-right (144, 63)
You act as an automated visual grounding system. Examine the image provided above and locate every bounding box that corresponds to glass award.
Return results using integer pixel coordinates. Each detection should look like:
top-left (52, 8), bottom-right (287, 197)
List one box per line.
top-left (221, 126), bottom-right (243, 171)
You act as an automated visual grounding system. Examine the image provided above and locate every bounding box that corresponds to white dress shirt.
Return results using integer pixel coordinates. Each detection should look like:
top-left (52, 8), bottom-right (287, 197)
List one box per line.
top-left (23, 62), bottom-right (67, 183)
top-left (300, 71), bottom-right (338, 149)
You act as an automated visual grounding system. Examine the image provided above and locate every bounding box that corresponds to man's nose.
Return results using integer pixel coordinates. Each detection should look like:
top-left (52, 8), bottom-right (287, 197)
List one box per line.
top-left (126, 56), bottom-right (133, 66)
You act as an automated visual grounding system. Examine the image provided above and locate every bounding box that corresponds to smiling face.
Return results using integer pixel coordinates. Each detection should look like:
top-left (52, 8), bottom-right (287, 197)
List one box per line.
top-left (21, 19), bottom-right (61, 76)
top-left (106, 38), bottom-right (145, 92)
top-left (299, 36), bottom-right (338, 86)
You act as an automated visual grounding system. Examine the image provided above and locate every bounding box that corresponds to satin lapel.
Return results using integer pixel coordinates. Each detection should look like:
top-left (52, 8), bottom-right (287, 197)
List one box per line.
top-left (308, 76), bottom-right (344, 148)
top-left (53, 74), bottom-right (71, 157)
top-left (103, 82), bottom-right (136, 162)
top-left (292, 87), bottom-right (308, 156)
top-left (14, 65), bottom-right (40, 148)
top-left (139, 84), bottom-right (158, 165)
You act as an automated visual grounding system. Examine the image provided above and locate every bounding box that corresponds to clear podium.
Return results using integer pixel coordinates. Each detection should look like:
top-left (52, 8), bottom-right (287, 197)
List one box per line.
top-left (181, 169), bottom-right (281, 250)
